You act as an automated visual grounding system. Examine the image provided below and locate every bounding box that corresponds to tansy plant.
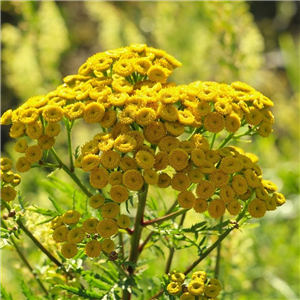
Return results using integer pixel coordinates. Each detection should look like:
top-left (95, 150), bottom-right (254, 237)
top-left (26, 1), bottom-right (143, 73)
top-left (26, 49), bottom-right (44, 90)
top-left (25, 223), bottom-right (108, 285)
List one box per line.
top-left (1, 44), bottom-right (285, 300)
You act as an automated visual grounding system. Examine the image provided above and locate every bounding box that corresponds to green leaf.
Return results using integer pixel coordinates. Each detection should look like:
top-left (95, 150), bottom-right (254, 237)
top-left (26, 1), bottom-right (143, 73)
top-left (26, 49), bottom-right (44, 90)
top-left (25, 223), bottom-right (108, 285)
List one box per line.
top-left (57, 284), bottom-right (104, 299)
top-left (20, 279), bottom-right (36, 300)
top-left (27, 205), bottom-right (58, 217)
top-left (82, 272), bottom-right (111, 290)
top-left (1, 285), bottom-right (14, 300)
top-left (48, 196), bottom-right (64, 214)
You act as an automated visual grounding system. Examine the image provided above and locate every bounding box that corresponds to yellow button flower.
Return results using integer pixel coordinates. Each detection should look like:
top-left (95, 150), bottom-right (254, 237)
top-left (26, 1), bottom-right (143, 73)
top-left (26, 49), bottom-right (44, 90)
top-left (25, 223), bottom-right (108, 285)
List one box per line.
top-left (192, 270), bottom-right (207, 282)
top-left (81, 154), bottom-right (101, 172)
top-left (25, 145), bottom-right (43, 163)
top-left (158, 136), bottom-right (180, 153)
top-left (136, 107), bottom-right (156, 126)
top-left (196, 180), bottom-right (215, 200)
top-left (67, 227), bottom-right (85, 244)
top-left (83, 102), bottom-right (105, 123)
top-left (89, 167), bottom-right (108, 189)
top-left (226, 199), bottom-right (242, 215)
top-left (122, 169), bottom-right (144, 191)
top-left (38, 135), bottom-right (55, 150)
top-left (85, 239), bottom-right (102, 258)
top-left (101, 202), bottom-right (120, 219)
top-left (177, 191), bottom-right (196, 209)
top-left (19, 108), bottom-right (39, 125)
top-left (248, 198), bottom-right (266, 218)
top-left (170, 271), bottom-right (185, 283)
top-left (117, 214), bottom-right (131, 229)
top-left (135, 150), bottom-right (155, 170)
top-left (96, 219), bottom-right (118, 238)
top-left (45, 122), bottom-right (61, 137)
top-left (171, 173), bottom-right (191, 192)
top-left (52, 225), bottom-right (69, 243)
top-left (147, 65), bottom-right (169, 83)
top-left (193, 198), bottom-right (208, 213)
top-left (167, 281), bottom-right (182, 296)
top-left (42, 106), bottom-right (63, 123)
top-left (1, 158), bottom-right (13, 171)
top-left (1, 186), bottom-right (17, 202)
top-left (62, 210), bottom-right (81, 225)
top-left (26, 121), bottom-right (43, 140)
top-left (231, 175), bottom-right (248, 195)
top-left (204, 112), bottom-right (225, 133)
top-left (113, 59), bottom-right (134, 77)
top-left (9, 122), bottom-right (26, 138)
top-left (16, 157), bottom-right (31, 173)
top-left (61, 242), bottom-right (77, 259)
top-left (143, 121), bottom-right (167, 144)
top-left (208, 199), bottom-right (226, 219)
top-left (110, 185), bottom-right (129, 203)
top-left (100, 150), bottom-right (121, 170)
top-left (165, 121), bottom-right (185, 136)
top-left (100, 110), bottom-right (117, 128)
top-left (188, 280), bottom-right (205, 296)
top-left (89, 194), bottom-right (105, 209)
top-left (219, 186), bottom-right (235, 203)
top-left (114, 135), bottom-right (137, 153)
top-left (102, 239), bottom-right (116, 253)
top-left (168, 148), bottom-right (189, 171)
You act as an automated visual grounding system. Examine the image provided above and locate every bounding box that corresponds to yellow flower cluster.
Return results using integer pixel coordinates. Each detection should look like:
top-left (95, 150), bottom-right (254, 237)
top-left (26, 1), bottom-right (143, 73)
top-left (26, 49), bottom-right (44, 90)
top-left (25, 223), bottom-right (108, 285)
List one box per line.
top-left (0, 158), bottom-right (21, 202)
top-left (0, 44), bottom-right (284, 259)
top-left (51, 204), bottom-right (131, 259)
top-left (167, 270), bottom-right (223, 299)
top-left (0, 44), bottom-right (274, 176)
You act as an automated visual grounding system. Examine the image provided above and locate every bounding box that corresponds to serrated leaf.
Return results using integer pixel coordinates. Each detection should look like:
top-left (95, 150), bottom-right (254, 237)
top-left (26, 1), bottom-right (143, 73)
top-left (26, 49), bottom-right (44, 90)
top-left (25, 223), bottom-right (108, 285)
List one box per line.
top-left (182, 221), bottom-right (208, 233)
top-left (57, 284), bottom-right (104, 299)
top-left (82, 273), bottom-right (111, 290)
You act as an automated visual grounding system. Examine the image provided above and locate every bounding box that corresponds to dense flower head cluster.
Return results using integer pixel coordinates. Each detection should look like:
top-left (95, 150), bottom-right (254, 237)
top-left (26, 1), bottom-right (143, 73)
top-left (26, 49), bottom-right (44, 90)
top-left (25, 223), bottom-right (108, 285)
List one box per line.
top-left (0, 158), bottom-right (21, 203)
top-left (167, 270), bottom-right (223, 299)
top-left (51, 204), bottom-right (131, 259)
top-left (0, 44), bottom-right (285, 259)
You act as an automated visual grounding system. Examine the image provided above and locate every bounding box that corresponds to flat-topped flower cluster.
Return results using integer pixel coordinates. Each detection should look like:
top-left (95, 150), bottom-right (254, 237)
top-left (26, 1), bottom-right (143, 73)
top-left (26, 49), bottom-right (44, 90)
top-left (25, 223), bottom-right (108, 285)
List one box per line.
top-left (1, 44), bottom-right (285, 260)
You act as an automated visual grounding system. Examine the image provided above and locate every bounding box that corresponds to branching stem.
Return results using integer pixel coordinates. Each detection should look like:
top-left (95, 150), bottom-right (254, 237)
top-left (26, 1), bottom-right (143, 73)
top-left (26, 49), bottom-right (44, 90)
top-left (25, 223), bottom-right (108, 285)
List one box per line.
top-left (50, 148), bottom-right (92, 197)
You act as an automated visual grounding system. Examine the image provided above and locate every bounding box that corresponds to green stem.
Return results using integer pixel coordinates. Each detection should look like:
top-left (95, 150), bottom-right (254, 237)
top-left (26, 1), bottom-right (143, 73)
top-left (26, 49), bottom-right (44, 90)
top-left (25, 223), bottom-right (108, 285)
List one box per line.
top-left (217, 132), bottom-right (234, 149)
top-left (1, 220), bottom-right (49, 296)
top-left (164, 212), bottom-right (186, 274)
top-left (183, 209), bottom-right (248, 276)
top-left (50, 148), bottom-right (93, 197)
top-left (214, 216), bottom-right (223, 279)
top-left (66, 119), bottom-right (75, 172)
top-left (16, 219), bottom-right (62, 267)
top-left (210, 133), bottom-right (217, 149)
top-left (184, 226), bottom-right (233, 274)
top-left (123, 185), bottom-right (149, 300)
top-left (139, 199), bottom-right (179, 253)
top-left (128, 185), bottom-right (149, 273)
top-left (142, 208), bottom-right (189, 226)
top-left (148, 208), bottom-right (249, 300)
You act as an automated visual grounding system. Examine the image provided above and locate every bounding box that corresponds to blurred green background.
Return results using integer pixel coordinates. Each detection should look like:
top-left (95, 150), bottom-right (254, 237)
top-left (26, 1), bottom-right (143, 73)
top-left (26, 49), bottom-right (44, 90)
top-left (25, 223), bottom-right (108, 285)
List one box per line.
top-left (1, 1), bottom-right (299, 299)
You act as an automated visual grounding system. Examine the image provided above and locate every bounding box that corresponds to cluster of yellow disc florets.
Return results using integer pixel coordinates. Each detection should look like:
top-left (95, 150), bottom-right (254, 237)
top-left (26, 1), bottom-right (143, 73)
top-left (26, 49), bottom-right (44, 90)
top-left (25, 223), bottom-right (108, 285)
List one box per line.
top-left (51, 203), bottom-right (131, 259)
top-left (0, 158), bottom-right (21, 203)
top-left (0, 44), bottom-right (285, 256)
top-left (167, 270), bottom-right (223, 299)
